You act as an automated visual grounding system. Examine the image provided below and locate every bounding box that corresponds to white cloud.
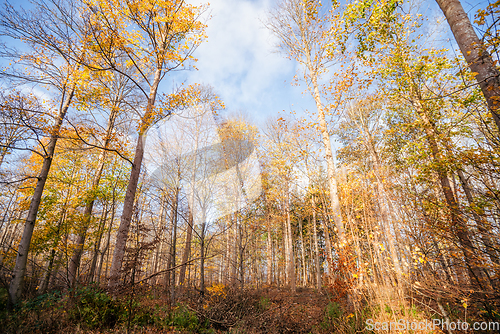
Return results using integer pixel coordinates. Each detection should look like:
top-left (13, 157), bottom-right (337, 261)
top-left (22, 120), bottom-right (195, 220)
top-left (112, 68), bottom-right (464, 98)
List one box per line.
top-left (177, 0), bottom-right (311, 125)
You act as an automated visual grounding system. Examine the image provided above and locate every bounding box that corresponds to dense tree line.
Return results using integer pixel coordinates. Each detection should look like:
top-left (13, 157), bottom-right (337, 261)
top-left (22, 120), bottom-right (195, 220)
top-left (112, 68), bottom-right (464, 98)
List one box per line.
top-left (0, 0), bottom-right (498, 328)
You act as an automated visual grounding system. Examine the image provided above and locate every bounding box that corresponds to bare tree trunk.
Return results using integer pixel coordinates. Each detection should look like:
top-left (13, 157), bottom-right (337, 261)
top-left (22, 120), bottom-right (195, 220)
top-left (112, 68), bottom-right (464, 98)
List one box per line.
top-left (285, 182), bottom-right (296, 292)
top-left (457, 170), bottom-right (500, 266)
top-left (38, 249), bottom-right (56, 295)
top-left (0, 192), bottom-right (17, 246)
top-left (311, 197), bottom-right (321, 289)
top-left (304, 49), bottom-right (345, 243)
top-left (48, 251), bottom-right (64, 291)
top-left (170, 186), bottom-right (179, 302)
top-left (298, 216), bottom-right (307, 286)
top-left (413, 97), bottom-right (490, 290)
top-left (88, 207), bottom-right (109, 283)
top-left (9, 84), bottom-right (75, 305)
top-left (108, 67), bottom-right (163, 289)
top-left (107, 133), bottom-right (145, 288)
top-left (96, 203), bottom-right (115, 285)
top-left (436, 0), bottom-right (500, 133)
top-left (200, 218), bottom-right (206, 294)
top-left (224, 216), bottom-right (231, 284)
top-left (178, 209), bottom-right (193, 285)
top-left (68, 105), bottom-right (119, 286)
top-left (230, 216), bottom-right (238, 284)
top-left (320, 198), bottom-right (334, 270)
top-left (266, 210), bottom-right (273, 285)
top-left (238, 218), bottom-right (245, 288)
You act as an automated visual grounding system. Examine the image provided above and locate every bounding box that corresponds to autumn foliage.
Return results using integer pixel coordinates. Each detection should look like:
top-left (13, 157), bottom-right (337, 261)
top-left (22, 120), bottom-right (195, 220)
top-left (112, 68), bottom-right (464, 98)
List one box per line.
top-left (0, 0), bottom-right (500, 333)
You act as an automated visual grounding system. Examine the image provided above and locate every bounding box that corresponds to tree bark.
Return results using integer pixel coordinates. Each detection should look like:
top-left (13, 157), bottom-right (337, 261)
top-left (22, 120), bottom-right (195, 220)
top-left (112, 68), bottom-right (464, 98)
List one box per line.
top-left (88, 206), bottom-right (109, 283)
top-left (169, 185), bottom-right (179, 302)
top-left (457, 169), bottom-right (500, 266)
top-left (298, 215), bottom-right (307, 286)
top-left (9, 84), bottom-right (75, 306)
top-left (108, 68), bottom-right (162, 289)
top-left (285, 181), bottom-right (296, 292)
top-left (412, 97), bottom-right (490, 290)
top-left (311, 197), bottom-right (321, 289)
top-left (68, 104), bottom-right (119, 286)
top-left (436, 0), bottom-right (500, 133)
top-left (178, 208), bottom-right (193, 285)
top-left (304, 49), bottom-right (345, 244)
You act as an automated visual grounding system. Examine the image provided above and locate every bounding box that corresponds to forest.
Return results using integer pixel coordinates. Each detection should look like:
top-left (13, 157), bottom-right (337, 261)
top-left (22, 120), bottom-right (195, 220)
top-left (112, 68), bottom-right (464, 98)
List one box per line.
top-left (0, 0), bottom-right (499, 333)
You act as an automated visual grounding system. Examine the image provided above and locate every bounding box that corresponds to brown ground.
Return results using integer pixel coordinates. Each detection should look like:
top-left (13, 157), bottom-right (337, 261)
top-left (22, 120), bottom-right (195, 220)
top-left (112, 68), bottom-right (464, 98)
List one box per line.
top-left (191, 286), bottom-right (332, 334)
top-left (258, 287), bottom-right (331, 333)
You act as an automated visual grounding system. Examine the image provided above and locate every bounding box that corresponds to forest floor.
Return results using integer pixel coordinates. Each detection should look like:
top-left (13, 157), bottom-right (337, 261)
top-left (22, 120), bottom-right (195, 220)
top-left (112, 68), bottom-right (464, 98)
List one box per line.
top-left (0, 285), bottom-right (351, 334)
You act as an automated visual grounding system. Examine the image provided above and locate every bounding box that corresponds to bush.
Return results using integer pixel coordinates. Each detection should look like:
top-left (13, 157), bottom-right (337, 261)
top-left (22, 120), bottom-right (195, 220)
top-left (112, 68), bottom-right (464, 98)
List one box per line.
top-left (171, 304), bottom-right (201, 331)
top-left (66, 286), bottom-right (124, 329)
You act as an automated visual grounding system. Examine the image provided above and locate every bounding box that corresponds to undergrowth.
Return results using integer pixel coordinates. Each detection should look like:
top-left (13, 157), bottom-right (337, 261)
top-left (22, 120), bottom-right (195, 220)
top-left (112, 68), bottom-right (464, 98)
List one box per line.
top-left (1, 283), bottom-right (493, 333)
top-left (0, 285), bottom-right (213, 333)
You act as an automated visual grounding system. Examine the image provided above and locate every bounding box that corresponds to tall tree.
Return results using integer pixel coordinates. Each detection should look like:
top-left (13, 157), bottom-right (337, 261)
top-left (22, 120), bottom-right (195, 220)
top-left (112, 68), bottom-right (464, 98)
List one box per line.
top-left (67, 70), bottom-right (134, 286)
top-left (0, 0), bottom-right (92, 305)
top-left (435, 0), bottom-right (500, 134)
top-left (266, 0), bottom-right (347, 244)
top-left (84, 0), bottom-right (209, 288)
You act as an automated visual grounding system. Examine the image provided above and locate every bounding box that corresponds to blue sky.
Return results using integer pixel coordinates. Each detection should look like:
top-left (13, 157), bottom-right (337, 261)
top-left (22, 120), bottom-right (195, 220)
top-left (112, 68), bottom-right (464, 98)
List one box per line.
top-left (171, 0), bottom-right (486, 129)
top-left (171, 0), bottom-right (315, 128)
top-left (1, 0), bottom-right (316, 128)
top-left (2, 0), bottom-right (490, 131)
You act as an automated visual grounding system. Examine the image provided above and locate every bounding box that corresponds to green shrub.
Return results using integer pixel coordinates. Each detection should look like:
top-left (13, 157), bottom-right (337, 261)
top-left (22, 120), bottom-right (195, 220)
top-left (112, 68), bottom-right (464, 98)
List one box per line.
top-left (326, 301), bottom-right (343, 320)
top-left (171, 305), bottom-right (199, 330)
top-left (67, 286), bottom-right (124, 329)
top-left (259, 296), bottom-right (270, 310)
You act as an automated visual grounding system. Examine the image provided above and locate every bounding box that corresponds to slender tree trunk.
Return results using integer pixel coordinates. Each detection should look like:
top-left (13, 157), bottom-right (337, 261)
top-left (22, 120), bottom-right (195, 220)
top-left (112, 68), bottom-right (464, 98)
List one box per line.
top-left (108, 68), bottom-right (163, 289)
top-left (298, 216), bottom-right (307, 286)
top-left (311, 197), bottom-right (321, 289)
top-left (0, 192), bottom-right (16, 244)
top-left (230, 216), bottom-right (238, 284)
top-left (320, 200), bottom-right (334, 270)
top-left (224, 216), bottom-right (231, 284)
top-left (178, 208), bottom-right (193, 285)
top-left (39, 188), bottom-right (73, 293)
top-left (304, 51), bottom-right (345, 243)
top-left (412, 97), bottom-right (490, 290)
top-left (170, 186), bottom-right (179, 302)
top-left (238, 218), bottom-right (245, 288)
top-left (285, 181), bottom-right (296, 292)
top-left (38, 249), bottom-right (56, 295)
top-left (68, 105), bottom-right (119, 286)
top-left (9, 84), bottom-right (75, 305)
top-left (88, 207), bottom-right (109, 283)
top-left (358, 120), bottom-right (403, 285)
top-left (48, 251), bottom-right (64, 290)
top-left (199, 215), bottom-right (206, 294)
top-left (96, 203), bottom-right (115, 285)
top-left (436, 0), bottom-right (500, 133)
top-left (266, 208), bottom-right (273, 285)
top-left (151, 192), bottom-right (166, 286)
top-left (457, 170), bottom-right (500, 266)
top-left (108, 133), bottom-right (146, 288)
